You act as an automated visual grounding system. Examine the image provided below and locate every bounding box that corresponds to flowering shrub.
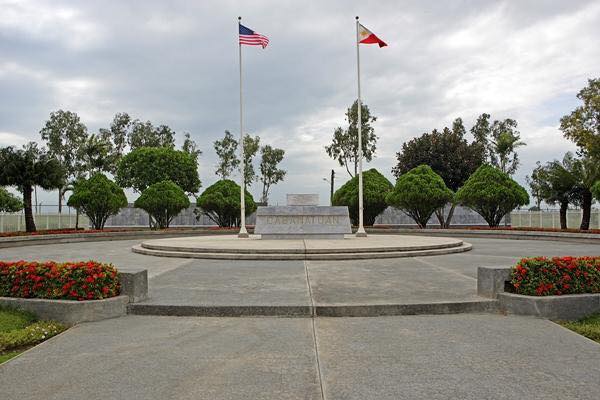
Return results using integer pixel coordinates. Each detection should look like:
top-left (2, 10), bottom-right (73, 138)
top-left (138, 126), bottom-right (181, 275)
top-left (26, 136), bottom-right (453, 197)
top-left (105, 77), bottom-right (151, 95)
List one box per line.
top-left (0, 261), bottom-right (119, 301)
top-left (0, 321), bottom-right (66, 352)
top-left (511, 257), bottom-right (600, 296)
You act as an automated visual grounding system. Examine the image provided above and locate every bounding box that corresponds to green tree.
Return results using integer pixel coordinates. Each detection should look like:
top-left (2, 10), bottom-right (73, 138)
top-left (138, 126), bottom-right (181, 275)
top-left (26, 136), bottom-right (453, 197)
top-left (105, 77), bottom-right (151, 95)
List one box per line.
top-left (0, 143), bottom-right (64, 232)
top-left (195, 179), bottom-right (256, 227)
top-left (116, 147), bottom-right (201, 195)
top-left (391, 118), bottom-right (485, 227)
top-left (560, 78), bottom-right (600, 158)
top-left (214, 131), bottom-right (240, 180)
top-left (98, 112), bottom-right (131, 173)
top-left (575, 156), bottom-right (600, 230)
top-left (67, 173), bottom-right (127, 230)
top-left (242, 134), bottom-right (260, 187)
top-left (471, 114), bottom-right (526, 175)
top-left (592, 181), bottom-right (600, 202)
top-left (533, 153), bottom-right (581, 229)
top-left (182, 132), bottom-right (202, 163)
top-left (0, 187), bottom-right (23, 213)
top-left (39, 110), bottom-right (88, 212)
top-left (526, 162), bottom-right (544, 210)
top-left (79, 133), bottom-right (113, 176)
top-left (259, 145), bottom-right (286, 203)
top-left (325, 100), bottom-right (378, 177)
top-left (386, 165), bottom-right (453, 228)
top-left (134, 180), bottom-right (190, 229)
top-left (332, 168), bottom-right (392, 226)
top-left (128, 120), bottom-right (176, 150)
top-left (456, 165), bottom-right (529, 227)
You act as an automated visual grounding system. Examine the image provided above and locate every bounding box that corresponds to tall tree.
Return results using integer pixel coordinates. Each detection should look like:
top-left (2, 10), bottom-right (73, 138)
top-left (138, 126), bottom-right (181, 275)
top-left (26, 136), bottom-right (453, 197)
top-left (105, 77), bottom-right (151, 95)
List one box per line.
top-left (325, 100), bottom-right (378, 177)
top-left (575, 155), bottom-right (600, 230)
top-left (526, 162), bottom-right (544, 210)
top-left (471, 114), bottom-right (526, 175)
top-left (534, 153), bottom-right (581, 229)
top-left (182, 132), bottom-right (202, 163)
top-left (128, 121), bottom-right (175, 150)
top-left (79, 133), bottom-right (113, 176)
top-left (259, 145), bottom-right (286, 203)
top-left (560, 78), bottom-right (600, 158)
top-left (39, 110), bottom-right (88, 212)
top-left (392, 118), bottom-right (485, 227)
top-left (214, 130), bottom-right (240, 179)
top-left (0, 143), bottom-right (64, 232)
top-left (99, 112), bottom-right (131, 173)
top-left (242, 135), bottom-right (260, 187)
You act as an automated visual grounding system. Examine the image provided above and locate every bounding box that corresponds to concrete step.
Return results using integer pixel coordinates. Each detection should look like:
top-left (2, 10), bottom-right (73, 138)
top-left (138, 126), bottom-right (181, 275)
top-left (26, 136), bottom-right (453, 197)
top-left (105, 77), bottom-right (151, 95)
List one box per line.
top-left (127, 299), bottom-right (498, 318)
top-left (131, 243), bottom-right (473, 260)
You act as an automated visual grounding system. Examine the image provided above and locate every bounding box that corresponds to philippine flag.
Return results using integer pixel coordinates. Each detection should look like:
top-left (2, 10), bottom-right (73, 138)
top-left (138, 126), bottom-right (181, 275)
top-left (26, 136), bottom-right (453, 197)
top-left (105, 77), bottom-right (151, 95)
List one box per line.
top-left (358, 23), bottom-right (387, 47)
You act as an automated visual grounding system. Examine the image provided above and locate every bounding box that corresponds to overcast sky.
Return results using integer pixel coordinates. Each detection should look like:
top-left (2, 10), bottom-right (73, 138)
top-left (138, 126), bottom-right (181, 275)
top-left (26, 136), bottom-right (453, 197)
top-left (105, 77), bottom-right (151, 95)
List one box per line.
top-left (1, 0), bottom-right (599, 207)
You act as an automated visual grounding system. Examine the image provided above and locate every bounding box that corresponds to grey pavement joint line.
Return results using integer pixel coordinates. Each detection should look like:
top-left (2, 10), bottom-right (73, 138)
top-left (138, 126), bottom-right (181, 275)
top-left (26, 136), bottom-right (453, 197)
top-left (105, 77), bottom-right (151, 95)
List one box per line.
top-left (303, 255), bottom-right (326, 400)
top-left (414, 256), bottom-right (478, 281)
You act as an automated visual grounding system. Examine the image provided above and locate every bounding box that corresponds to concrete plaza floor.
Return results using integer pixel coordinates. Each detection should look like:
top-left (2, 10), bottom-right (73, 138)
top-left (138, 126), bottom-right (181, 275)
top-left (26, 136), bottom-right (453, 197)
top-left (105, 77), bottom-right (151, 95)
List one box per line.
top-left (1, 314), bottom-right (599, 400)
top-left (1, 236), bottom-right (598, 308)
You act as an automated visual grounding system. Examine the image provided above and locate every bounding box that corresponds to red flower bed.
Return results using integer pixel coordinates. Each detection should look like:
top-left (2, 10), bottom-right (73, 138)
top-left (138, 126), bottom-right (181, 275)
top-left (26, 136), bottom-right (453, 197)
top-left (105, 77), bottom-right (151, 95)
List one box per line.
top-left (466, 226), bottom-right (600, 234)
top-left (0, 261), bottom-right (120, 301)
top-left (511, 257), bottom-right (600, 296)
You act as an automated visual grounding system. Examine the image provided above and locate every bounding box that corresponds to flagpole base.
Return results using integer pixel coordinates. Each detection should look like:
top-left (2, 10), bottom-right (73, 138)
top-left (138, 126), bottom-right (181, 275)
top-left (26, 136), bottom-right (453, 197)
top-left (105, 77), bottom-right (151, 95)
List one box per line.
top-left (238, 227), bottom-right (249, 238)
top-left (355, 226), bottom-right (367, 238)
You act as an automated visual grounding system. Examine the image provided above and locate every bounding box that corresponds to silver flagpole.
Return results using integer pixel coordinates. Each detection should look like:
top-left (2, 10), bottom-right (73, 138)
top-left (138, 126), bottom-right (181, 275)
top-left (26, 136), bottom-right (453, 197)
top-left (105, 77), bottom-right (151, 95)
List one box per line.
top-left (355, 16), bottom-right (367, 237)
top-left (238, 16), bottom-right (249, 238)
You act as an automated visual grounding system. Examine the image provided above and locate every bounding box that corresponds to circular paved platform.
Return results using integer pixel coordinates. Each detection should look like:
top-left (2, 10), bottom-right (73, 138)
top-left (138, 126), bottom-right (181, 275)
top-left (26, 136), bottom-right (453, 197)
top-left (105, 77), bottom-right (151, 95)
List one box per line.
top-left (132, 234), bottom-right (472, 260)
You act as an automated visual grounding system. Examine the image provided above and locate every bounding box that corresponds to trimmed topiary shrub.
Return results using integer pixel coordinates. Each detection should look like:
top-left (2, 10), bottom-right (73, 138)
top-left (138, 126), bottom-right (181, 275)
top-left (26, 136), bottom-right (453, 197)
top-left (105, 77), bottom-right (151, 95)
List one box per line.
top-left (196, 179), bottom-right (256, 227)
top-left (386, 165), bottom-right (453, 228)
top-left (332, 168), bottom-right (393, 226)
top-left (511, 256), bottom-right (600, 296)
top-left (0, 187), bottom-right (22, 213)
top-left (455, 165), bottom-right (529, 227)
top-left (134, 180), bottom-right (190, 229)
top-left (67, 173), bottom-right (128, 230)
top-left (0, 260), bottom-right (120, 301)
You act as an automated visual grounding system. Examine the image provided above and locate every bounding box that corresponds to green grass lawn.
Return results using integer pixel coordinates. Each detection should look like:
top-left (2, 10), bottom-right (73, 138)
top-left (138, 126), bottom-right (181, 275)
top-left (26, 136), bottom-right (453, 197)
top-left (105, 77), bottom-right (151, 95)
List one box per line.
top-left (0, 306), bottom-right (66, 364)
top-left (560, 314), bottom-right (600, 343)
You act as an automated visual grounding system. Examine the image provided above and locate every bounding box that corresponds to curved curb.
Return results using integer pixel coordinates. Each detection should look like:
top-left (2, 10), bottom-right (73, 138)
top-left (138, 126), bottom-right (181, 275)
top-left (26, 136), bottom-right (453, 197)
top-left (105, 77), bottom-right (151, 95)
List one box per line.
top-left (368, 228), bottom-right (600, 243)
top-left (131, 242), bottom-right (473, 260)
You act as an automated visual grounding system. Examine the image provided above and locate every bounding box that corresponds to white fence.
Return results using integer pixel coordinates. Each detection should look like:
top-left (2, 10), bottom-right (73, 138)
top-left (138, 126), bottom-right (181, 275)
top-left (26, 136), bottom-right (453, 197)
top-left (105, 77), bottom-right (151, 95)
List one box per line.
top-left (0, 213), bottom-right (90, 233)
top-left (510, 210), bottom-right (600, 230)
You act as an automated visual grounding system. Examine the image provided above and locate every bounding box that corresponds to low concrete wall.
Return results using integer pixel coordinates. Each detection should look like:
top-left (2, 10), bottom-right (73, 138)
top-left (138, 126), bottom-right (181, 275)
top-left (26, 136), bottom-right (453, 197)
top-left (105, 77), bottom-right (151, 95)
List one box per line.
top-left (0, 295), bottom-right (129, 325)
top-left (498, 292), bottom-right (600, 321)
top-left (0, 269), bottom-right (148, 324)
top-left (476, 265), bottom-right (600, 320)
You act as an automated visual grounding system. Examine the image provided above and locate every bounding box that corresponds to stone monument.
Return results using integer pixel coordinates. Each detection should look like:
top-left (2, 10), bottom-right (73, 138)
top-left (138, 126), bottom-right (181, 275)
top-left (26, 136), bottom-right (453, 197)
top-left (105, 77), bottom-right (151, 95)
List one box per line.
top-left (254, 194), bottom-right (351, 239)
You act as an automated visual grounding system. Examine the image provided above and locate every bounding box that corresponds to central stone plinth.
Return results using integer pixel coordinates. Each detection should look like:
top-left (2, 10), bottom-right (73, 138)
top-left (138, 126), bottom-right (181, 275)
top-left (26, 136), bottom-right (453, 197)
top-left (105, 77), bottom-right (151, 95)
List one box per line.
top-left (254, 206), bottom-right (352, 239)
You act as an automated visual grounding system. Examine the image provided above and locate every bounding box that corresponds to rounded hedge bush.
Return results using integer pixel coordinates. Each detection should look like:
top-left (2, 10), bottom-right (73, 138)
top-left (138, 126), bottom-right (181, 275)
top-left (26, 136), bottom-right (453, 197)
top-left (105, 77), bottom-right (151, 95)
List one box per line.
top-left (0, 260), bottom-right (120, 301)
top-left (511, 256), bottom-right (600, 296)
top-left (455, 165), bottom-right (529, 227)
top-left (67, 173), bottom-right (128, 230)
top-left (386, 165), bottom-right (453, 228)
top-left (196, 179), bottom-right (256, 227)
top-left (332, 168), bottom-right (393, 226)
top-left (134, 180), bottom-right (190, 229)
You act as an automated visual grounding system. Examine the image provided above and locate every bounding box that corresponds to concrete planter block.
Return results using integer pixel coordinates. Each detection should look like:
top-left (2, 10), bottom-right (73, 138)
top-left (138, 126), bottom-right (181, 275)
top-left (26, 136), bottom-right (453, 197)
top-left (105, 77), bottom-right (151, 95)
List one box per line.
top-left (119, 269), bottom-right (148, 302)
top-left (477, 266), bottom-right (512, 298)
top-left (0, 295), bottom-right (129, 325)
top-left (498, 292), bottom-right (600, 321)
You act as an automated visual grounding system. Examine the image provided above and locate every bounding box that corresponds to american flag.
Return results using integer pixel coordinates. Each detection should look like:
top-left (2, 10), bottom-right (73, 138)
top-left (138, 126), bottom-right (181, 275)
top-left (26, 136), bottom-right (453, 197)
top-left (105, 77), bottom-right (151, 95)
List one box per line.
top-left (239, 23), bottom-right (269, 49)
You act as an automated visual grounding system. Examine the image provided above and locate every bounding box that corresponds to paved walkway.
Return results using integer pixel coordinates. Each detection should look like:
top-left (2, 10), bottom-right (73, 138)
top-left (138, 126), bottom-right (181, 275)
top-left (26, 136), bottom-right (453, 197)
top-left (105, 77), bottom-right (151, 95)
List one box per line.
top-left (2, 237), bottom-right (598, 309)
top-left (1, 314), bottom-right (599, 399)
